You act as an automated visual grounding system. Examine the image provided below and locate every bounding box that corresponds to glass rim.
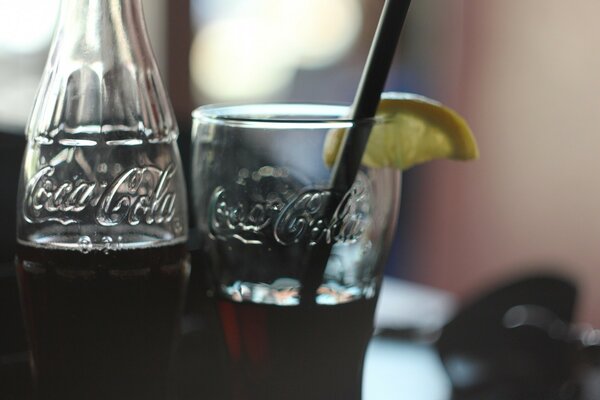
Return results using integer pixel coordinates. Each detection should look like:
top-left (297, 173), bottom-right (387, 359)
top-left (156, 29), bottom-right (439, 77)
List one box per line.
top-left (192, 103), bottom-right (379, 129)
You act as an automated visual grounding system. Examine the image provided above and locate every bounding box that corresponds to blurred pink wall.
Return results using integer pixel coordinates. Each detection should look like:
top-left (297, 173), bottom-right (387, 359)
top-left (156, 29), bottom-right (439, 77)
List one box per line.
top-left (412, 1), bottom-right (600, 325)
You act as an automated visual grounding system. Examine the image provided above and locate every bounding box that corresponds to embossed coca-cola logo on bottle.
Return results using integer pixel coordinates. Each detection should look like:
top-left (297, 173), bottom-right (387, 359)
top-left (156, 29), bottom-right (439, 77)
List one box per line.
top-left (208, 168), bottom-right (371, 246)
top-left (23, 163), bottom-right (178, 226)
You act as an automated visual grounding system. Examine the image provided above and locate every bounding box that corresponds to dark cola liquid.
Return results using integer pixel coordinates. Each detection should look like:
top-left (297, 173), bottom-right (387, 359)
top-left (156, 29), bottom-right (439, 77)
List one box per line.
top-left (16, 243), bottom-right (190, 400)
top-left (217, 296), bottom-right (377, 400)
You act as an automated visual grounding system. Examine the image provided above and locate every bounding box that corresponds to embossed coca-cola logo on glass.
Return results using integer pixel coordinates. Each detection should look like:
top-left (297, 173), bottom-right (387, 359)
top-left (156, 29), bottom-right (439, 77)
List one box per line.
top-left (23, 163), bottom-right (178, 226)
top-left (208, 169), bottom-right (371, 246)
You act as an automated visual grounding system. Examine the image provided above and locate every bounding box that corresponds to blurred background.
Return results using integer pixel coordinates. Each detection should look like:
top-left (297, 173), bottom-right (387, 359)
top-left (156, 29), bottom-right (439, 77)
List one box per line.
top-left (1, 0), bottom-right (599, 328)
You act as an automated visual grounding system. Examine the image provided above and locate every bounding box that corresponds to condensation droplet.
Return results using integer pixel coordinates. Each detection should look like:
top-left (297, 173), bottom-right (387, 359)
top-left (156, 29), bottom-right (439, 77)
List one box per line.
top-left (101, 236), bottom-right (113, 254)
top-left (238, 168), bottom-right (249, 179)
top-left (259, 166), bottom-right (274, 176)
top-left (174, 219), bottom-right (183, 235)
top-left (78, 236), bottom-right (92, 254)
top-left (362, 240), bottom-right (372, 255)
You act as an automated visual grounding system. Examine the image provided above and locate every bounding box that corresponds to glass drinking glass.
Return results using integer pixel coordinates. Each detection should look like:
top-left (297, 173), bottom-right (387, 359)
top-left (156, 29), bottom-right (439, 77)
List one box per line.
top-left (191, 103), bottom-right (401, 400)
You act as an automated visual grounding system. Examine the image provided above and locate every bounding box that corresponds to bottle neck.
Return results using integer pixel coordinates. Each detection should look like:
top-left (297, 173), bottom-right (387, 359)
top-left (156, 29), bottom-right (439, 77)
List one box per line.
top-left (27, 0), bottom-right (177, 143)
top-left (54, 0), bottom-right (150, 63)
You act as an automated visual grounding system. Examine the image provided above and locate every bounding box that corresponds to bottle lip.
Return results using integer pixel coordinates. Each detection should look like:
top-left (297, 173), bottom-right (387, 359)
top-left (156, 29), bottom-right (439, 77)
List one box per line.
top-left (192, 103), bottom-right (379, 129)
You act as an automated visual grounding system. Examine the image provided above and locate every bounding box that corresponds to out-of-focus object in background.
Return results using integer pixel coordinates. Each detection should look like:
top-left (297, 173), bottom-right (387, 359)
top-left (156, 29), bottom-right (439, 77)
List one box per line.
top-left (437, 273), bottom-right (578, 399)
top-left (410, 0), bottom-right (600, 327)
top-left (0, 0), bottom-right (58, 53)
top-left (189, 0), bottom-right (362, 102)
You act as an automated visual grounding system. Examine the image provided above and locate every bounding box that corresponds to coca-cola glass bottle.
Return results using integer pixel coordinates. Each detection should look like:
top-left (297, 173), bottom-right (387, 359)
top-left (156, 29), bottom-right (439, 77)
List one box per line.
top-left (15, 1), bottom-right (189, 399)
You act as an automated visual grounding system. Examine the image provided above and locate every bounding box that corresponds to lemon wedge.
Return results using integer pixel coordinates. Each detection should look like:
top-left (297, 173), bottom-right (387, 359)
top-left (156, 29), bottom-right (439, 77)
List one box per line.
top-left (323, 92), bottom-right (479, 170)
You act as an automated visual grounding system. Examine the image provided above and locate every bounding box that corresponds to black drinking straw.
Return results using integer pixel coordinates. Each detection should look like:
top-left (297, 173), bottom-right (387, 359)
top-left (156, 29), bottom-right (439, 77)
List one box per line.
top-left (299, 0), bottom-right (412, 304)
top-left (330, 0), bottom-right (412, 194)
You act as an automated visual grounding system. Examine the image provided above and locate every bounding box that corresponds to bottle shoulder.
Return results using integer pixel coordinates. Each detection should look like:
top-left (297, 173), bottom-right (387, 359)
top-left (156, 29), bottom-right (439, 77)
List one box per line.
top-left (26, 63), bottom-right (178, 143)
top-left (27, 0), bottom-right (176, 143)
